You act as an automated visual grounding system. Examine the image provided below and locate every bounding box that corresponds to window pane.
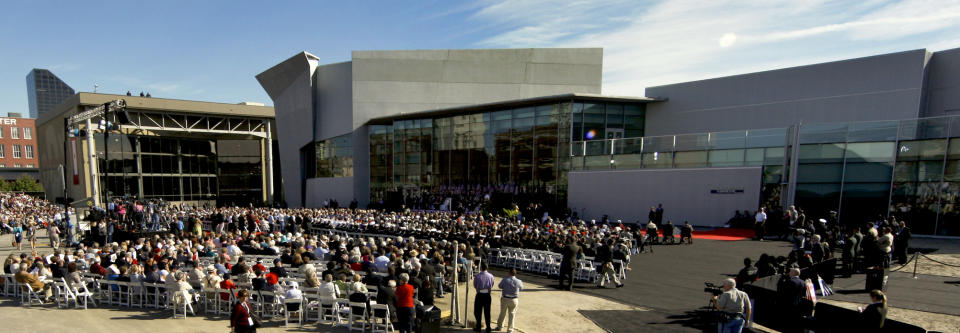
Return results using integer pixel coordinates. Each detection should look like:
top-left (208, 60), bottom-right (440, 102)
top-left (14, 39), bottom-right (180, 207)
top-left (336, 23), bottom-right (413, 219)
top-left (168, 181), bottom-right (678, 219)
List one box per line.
top-left (708, 149), bottom-right (745, 167)
top-left (642, 152), bottom-right (672, 168)
top-left (799, 143), bottom-right (845, 163)
top-left (844, 142), bottom-right (895, 162)
top-left (674, 151), bottom-right (707, 168)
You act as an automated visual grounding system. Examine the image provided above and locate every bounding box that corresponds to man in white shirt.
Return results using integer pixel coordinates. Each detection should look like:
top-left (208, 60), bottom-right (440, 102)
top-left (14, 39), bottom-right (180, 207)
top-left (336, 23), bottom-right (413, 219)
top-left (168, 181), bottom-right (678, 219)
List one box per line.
top-left (754, 208), bottom-right (767, 242)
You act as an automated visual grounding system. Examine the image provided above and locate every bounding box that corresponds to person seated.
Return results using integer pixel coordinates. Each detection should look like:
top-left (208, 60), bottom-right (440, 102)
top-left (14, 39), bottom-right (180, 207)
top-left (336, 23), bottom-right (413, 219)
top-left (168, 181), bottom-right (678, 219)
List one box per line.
top-left (680, 221), bottom-right (694, 244)
top-left (15, 262), bottom-right (52, 301)
top-left (661, 221), bottom-right (675, 244)
top-left (348, 283), bottom-right (371, 315)
top-left (645, 221), bottom-right (659, 244)
top-left (318, 273), bottom-right (340, 299)
top-left (735, 257), bottom-right (758, 286)
top-left (284, 281), bottom-right (303, 312)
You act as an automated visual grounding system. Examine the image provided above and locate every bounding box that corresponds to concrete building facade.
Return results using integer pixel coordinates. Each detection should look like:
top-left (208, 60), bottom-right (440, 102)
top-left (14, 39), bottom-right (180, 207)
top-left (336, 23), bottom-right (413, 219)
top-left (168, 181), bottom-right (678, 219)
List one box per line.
top-left (260, 47), bottom-right (960, 236)
top-left (257, 48), bottom-right (603, 208)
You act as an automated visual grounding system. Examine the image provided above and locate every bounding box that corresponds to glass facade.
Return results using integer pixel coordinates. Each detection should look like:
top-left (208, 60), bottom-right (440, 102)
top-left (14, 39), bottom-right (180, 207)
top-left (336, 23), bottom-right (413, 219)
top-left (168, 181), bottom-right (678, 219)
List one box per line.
top-left (315, 133), bottom-right (354, 177)
top-left (573, 128), bottom-right (789, 209)
top-left (94, 134), bottom-right (264, 206)
top-left (578, 116), bottom-right (960, 236)
top-left (368, 100), bottom-right (645, 210)
top-left (26, 69), bottom-right (76, 119)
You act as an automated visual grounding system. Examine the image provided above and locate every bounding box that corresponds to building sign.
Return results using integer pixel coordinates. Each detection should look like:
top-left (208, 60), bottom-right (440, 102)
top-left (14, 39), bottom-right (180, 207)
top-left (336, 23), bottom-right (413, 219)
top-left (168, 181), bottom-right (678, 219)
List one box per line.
top-left (710, 188), bottom-right (745, 194)
top-left (0, 118), bottom-right (16, 125)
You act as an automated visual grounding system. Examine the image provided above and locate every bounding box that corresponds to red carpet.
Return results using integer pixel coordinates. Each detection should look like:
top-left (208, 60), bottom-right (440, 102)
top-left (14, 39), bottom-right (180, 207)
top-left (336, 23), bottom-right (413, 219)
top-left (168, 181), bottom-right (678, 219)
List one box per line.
top-left (691, 228), bottom-right (754, 241)
top-left (640, 227), bottom-right (753, 241)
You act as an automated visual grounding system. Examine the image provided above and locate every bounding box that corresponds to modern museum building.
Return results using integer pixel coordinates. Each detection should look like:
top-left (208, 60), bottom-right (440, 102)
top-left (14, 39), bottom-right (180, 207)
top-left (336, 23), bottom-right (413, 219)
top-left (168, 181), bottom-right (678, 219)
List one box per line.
top-left (258, 47), bottom-right (960, 236)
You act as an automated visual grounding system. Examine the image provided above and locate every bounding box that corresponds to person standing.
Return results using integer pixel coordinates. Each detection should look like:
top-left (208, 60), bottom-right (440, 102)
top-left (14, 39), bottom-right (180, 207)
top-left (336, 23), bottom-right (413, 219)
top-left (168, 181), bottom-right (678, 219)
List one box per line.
top-left (894, 222), bottom-right (911, 265)
top-left (655, 204), bottom-right (664, 226)
top-left (230, 289), bottom-right (257, 333)
top-left (859, 290), bottom-right (887, 330)
top-left (841, 229), bottom-right (858, 277)
top-left (776, 268), bottom-right (805, 332)
top-left (473, 263), bottom-right (494, 333)
top-left (754, 208), bottom-right (767, 241)
top-left (395, 273), bottom-right (416, 333)
top-left (712, 278), bottom-right (752, 333)
top-left (495, 268), bottom-right (523, 333)
top-left (596, 238), bottom-right (623, 288)
top-left (558, 238), bottom-right (580, 291)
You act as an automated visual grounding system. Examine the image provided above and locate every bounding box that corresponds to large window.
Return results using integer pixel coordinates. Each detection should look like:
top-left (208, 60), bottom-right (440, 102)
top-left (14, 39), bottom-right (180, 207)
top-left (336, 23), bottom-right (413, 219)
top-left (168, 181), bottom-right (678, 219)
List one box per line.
top-left (23, 128), bottom-right (32, 139)
top-left (0, 144), bottom-right (3, 158)
top-left (12, 145), bottom-right (21, 158)
top-left (315, 133), bottom-right (353, 178)
top-left (10, 127), bottom-right (18, 139)
top-left (24, 145), bottom-right (34, 159)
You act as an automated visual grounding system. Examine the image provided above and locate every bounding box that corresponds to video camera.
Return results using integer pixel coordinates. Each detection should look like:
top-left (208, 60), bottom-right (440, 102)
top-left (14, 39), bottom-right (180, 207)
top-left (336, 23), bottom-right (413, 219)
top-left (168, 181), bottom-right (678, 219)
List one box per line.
top-left (704, 282), bottom-right (723, 296)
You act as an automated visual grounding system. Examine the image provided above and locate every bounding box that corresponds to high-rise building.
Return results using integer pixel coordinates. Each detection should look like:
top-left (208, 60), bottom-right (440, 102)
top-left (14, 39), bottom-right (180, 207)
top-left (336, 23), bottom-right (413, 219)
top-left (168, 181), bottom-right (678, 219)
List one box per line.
top-left (26, 69), bottom-right (76, 119)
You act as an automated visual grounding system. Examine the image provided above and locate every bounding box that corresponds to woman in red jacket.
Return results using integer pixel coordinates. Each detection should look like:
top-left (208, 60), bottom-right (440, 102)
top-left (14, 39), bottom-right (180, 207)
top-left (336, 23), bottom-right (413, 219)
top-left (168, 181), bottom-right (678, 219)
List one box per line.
top-left (395, 273), bottom-right (416, 333)
top-left (230, 289), bottom-right (256, 333)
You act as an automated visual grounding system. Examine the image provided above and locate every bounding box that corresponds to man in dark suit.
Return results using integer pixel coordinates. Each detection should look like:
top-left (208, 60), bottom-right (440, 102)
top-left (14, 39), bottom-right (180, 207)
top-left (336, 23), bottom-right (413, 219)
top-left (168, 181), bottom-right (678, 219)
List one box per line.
top-left (558, 238), bottom-right (580, 290)
top-left (776, 268), bottom-right (806, 333)
top-left (375, 280), bottom-right (399, 322)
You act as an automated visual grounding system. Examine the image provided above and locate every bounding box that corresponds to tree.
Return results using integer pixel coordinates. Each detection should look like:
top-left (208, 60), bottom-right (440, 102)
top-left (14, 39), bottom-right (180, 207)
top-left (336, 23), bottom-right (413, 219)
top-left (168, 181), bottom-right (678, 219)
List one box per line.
top-left (3, 175), bottom-right (43, 193)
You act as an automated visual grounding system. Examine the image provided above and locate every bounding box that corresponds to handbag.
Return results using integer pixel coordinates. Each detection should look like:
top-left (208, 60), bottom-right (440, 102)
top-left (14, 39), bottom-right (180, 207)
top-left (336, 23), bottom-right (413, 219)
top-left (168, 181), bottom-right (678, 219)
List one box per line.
top-left (251, 314), bottom-right (263, 328)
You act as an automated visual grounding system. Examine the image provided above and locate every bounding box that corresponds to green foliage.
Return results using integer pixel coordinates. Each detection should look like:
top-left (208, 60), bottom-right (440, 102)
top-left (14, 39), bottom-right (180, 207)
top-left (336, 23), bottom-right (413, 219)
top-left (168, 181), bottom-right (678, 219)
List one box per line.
top-left (1, 175), bottom-right (43, 193)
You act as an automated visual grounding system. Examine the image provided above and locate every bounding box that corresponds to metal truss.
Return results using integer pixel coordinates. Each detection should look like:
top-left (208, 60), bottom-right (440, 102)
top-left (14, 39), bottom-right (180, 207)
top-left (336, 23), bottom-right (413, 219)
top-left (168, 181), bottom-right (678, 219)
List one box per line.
top-left (117, 109), bottom-right (269, 138)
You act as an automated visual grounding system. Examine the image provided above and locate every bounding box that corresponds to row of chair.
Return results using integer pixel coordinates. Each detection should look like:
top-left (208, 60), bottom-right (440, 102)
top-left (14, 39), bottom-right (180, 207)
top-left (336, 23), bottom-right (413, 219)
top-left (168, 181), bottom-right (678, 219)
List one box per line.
top-left (487, 248), bottom-right (628, 283)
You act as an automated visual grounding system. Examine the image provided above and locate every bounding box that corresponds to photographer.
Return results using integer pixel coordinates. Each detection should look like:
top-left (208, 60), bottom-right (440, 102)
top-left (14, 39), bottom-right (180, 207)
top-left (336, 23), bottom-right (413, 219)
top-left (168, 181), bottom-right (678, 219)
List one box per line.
top-left (711, 278), bottom-right (752, 333)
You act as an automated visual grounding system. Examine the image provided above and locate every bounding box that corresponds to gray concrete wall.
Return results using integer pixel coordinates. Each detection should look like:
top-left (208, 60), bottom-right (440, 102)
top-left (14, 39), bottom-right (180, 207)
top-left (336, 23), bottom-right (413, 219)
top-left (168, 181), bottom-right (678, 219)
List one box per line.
top-left (315, 62), bottom-right (353, 140)
top-left (568, 167), bottom-right (762, 227)
top-left (644, 49), bottom-right (928, 136)
top-left (923, 47), bottom-right (960, 118)
top-left (350, 48), bottom-right (603, 130)
top-left (305, 176), bottom-right (354, 208)
top-left (256, 53), bottom-right (319, 207)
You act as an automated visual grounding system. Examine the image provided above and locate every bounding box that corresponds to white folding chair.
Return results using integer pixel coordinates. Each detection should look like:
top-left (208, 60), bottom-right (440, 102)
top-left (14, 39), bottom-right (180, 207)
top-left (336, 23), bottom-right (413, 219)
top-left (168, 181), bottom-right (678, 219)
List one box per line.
top-left (2, 274), bottom-right (17, 296)
top-left (53, 281), bottom-right (70, 308)
top-left (128, 281), bottom-right (145, 308)
top-left (319, 296), bottom-right (340, 325)
top-left (370, 303), bottom-right (394, 333)
top-left (110, 281), bottom-right (128, 306)
top-left (284, 297), bottom-right (304, 327)
top-left (335, 299), bottom-right (351, 327)
top-left (170, 289), bottom-right (195, 319)
top-left (22, 283), bottom-right (45, 306)
top-left (72, 281), bottom-right (98, 309)
top-left (348, 301), bottom-right (368, 332)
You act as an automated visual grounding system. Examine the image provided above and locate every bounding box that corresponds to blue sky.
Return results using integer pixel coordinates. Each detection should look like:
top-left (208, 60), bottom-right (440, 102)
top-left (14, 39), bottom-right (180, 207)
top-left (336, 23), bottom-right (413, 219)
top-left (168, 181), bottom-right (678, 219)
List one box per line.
top-left (1, 0), bottom-right (959, 114)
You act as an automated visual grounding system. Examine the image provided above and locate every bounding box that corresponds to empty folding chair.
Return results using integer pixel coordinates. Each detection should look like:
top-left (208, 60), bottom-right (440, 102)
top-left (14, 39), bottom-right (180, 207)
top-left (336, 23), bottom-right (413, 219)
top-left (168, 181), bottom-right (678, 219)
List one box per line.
top-left (53, 281), bottom-right (70, 309)
top-left (370, 303), bottom-right (394, 333)
top-left (348, 301), bottom-right (368, 332)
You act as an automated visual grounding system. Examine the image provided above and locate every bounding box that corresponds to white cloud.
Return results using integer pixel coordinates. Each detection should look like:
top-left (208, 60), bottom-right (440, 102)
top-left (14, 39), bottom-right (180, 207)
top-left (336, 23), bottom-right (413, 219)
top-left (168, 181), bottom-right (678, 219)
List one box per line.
top-left (468, 0), bottom-right (960, 96)
top-left (719, 33), bottom-right (738, 48)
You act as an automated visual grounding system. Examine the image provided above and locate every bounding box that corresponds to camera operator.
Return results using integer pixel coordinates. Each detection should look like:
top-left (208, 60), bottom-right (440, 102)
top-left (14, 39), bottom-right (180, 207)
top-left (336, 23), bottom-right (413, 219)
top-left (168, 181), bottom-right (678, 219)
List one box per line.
top-left (710, 278), bottom-right (752, 333)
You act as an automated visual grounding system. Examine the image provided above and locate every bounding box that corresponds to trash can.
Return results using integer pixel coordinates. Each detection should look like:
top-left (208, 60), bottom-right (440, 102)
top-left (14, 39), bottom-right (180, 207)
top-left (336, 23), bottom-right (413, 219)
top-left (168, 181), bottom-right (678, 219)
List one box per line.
top-left (416, 305), bottom-right (442, 333)
top-left (865, 268), bottom-right (887, 291)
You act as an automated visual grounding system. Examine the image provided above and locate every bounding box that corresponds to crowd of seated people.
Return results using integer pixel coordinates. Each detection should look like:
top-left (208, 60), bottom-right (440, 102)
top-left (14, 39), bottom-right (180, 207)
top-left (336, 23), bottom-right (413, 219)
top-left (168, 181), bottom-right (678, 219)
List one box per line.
top-left (2, 191), bottom-right (651, 329)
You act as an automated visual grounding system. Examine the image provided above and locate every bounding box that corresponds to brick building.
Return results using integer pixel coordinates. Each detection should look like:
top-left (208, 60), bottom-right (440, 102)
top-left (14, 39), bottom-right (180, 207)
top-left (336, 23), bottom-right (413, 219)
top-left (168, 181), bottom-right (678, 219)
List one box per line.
top-left (0, 112), bottom-right (40, 180)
